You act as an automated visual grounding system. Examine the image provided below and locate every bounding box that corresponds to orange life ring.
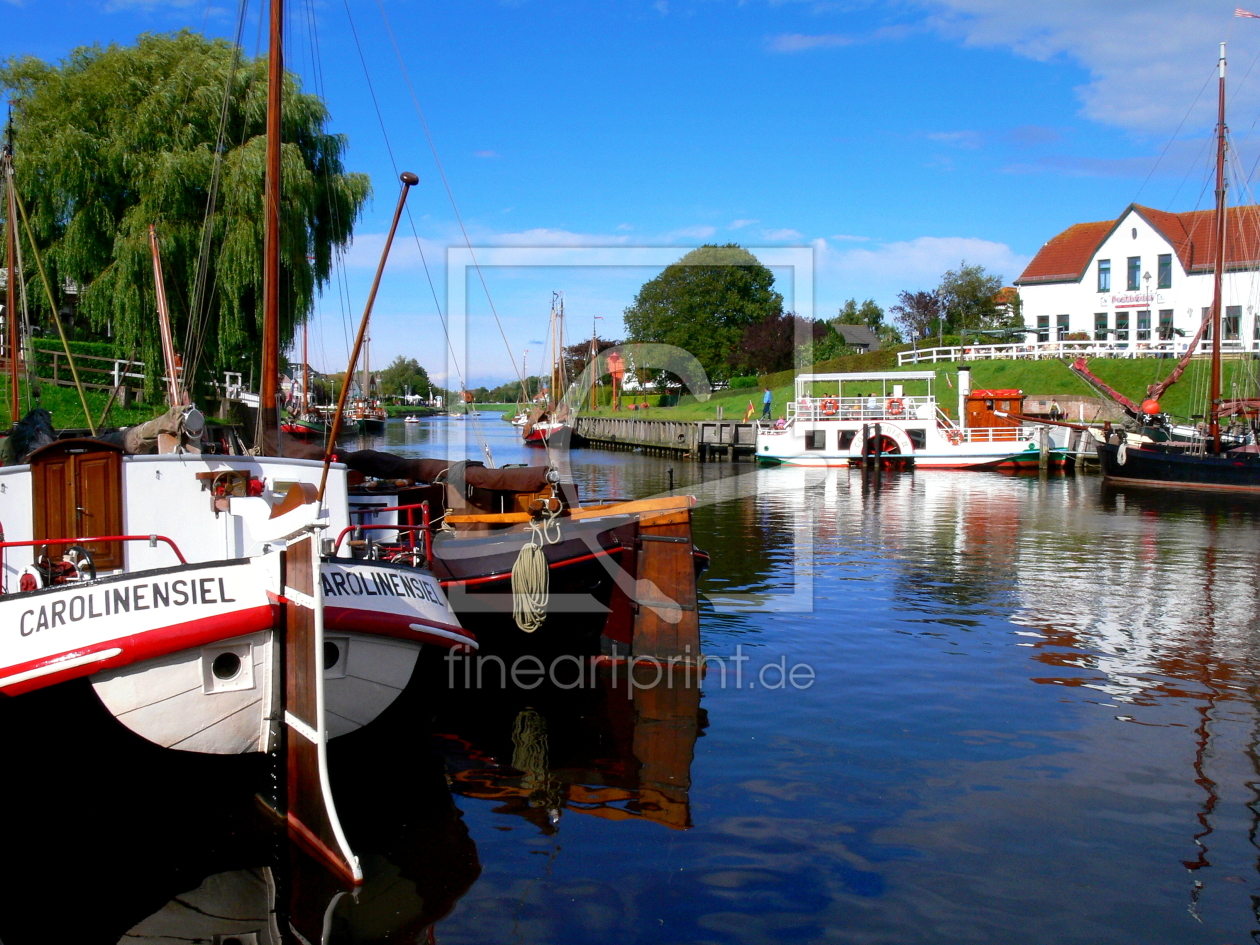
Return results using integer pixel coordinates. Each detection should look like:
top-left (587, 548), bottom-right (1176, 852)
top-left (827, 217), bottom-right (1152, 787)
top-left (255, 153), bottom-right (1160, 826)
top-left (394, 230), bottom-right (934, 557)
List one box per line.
top-left (821, 398), bottom-right (839, 416)
top-left (886, 398), bottom-right (905, 416)
top-left (946, 429), bottom-right (963, 445)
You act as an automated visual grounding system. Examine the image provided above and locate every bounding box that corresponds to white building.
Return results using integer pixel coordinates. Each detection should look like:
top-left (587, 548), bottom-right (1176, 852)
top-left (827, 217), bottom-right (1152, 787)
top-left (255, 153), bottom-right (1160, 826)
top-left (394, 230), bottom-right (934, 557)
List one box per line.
top-left (1015, 203), bottom-right (1260, 351)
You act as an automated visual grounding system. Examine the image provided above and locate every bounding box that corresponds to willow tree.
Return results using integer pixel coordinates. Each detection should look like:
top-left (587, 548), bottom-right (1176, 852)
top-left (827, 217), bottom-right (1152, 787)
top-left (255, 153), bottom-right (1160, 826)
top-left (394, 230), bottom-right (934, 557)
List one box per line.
top-left (1, 30), bottom-right (370, 394)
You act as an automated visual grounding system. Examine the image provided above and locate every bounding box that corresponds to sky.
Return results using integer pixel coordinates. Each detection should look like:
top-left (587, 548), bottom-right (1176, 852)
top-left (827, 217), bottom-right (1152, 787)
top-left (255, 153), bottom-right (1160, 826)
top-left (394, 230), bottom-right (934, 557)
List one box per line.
top-left (4, 0), bottom-right (1260, 387)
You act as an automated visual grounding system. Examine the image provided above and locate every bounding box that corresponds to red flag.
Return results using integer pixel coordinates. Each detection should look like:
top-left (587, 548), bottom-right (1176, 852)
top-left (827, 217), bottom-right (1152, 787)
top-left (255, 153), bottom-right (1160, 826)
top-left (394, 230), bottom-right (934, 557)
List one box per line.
top-left (745, 400), bottom-right (755, 421)
top-left (1237, 7), bottom-right (1260, 16)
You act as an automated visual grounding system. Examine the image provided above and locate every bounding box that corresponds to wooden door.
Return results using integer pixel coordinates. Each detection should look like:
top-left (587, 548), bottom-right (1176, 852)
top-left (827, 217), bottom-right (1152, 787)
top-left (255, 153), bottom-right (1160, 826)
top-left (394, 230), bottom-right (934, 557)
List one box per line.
top-left (31, 440), bottom-right (124, 570)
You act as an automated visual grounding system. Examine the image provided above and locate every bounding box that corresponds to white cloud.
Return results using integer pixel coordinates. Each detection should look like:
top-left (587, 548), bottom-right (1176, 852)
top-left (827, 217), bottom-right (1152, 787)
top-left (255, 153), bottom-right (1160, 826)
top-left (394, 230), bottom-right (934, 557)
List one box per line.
top-left (816, 234), bottom-right (1030, 296)
top-left (914, 0), bottom-right (1260, 134)
top-left (829, 233), bottom-right (871, 242)
top-left (762, 227), bottom-right (804, 240)
top-left (728, 218), bottom-right (759, 229)
top-left (666, 224), bottom-right (718, 239)
top-left (926, 130), bottom-right (983, 149)
top-left (767, 32), bottom-right (856, 52)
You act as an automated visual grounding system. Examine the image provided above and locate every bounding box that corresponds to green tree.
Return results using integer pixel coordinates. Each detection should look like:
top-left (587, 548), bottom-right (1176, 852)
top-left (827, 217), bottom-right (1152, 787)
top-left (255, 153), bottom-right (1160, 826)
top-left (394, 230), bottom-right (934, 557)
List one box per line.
top-left (623, 244), bottom-right (783, 381)
top-left (937, 262), bottom-right (1006, 333)
top-left (1, 30), bottom-right (370, 396)
top-left (378, 355), bottom-right (430, 399)
top-left (835, 298), bottom-right (885, 329)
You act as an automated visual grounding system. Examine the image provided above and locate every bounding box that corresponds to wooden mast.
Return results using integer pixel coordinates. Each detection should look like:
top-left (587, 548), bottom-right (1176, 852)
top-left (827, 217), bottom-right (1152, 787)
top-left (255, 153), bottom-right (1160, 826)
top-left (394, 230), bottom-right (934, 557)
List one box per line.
top-left (1209, 42), bottom-right (1227, 454)
top-left (149, 225), bottom-right (185, 407)
top-left (4, 139), bottom-right (17, 424)
top-left (260, 0), bottom-right (283, 451)
top-left (301, 319), bottom-right (309, 416)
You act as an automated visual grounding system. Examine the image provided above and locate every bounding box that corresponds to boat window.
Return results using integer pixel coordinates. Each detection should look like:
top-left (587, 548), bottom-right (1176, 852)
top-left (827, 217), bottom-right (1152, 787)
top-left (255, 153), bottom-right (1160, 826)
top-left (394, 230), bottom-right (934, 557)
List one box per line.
top-left (805, 430), bottom-right (826, 450)
top-left (838, 430), bottom-right (857, 450)
top-left (907, 429), bottom-right (926, 450)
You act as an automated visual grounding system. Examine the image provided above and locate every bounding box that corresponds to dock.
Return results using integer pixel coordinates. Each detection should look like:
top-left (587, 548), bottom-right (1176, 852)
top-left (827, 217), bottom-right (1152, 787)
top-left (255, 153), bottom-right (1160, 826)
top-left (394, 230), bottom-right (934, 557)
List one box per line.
top-left (573, 417), bottom-right (758, 461)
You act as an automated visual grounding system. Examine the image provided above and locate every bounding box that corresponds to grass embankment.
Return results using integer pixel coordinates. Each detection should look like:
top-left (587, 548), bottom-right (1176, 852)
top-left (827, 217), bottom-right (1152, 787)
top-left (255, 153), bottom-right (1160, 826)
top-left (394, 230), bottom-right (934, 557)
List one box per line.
top-left (10, 382), bottom-right (165, 430)
top-left (577, 349), bottom-right (1251, 423)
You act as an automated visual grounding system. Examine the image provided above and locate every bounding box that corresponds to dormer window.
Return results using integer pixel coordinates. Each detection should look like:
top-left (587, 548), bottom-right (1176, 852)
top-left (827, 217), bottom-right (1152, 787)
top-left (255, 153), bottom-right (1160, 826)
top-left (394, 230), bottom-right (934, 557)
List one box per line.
top-left (1097, 259), bottom-right (1110, 292)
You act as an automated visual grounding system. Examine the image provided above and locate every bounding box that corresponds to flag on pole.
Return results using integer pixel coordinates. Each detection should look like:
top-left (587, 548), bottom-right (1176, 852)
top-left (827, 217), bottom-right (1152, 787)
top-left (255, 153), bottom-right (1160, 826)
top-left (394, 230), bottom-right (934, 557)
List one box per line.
top-left (1236, 7), bottom-right (1260, 17)
top-left (745, 400), bottom-right (756, 421)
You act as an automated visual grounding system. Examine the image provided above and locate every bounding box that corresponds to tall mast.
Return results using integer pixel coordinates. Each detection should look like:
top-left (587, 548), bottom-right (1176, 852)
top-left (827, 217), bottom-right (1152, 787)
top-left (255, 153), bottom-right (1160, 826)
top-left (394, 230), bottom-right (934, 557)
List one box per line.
top-left (260, 0), bottom-right (283, 450)
top-left (1209, 41), bottom-right (1227, 454)
top-left (302, 320), bottom-right (309, 414)
top-left (4, 132), bottom-right (17, 425)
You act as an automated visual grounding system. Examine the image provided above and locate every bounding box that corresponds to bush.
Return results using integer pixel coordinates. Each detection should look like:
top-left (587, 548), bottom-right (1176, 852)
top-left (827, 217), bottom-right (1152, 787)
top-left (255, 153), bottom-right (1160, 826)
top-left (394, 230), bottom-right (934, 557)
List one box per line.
top-left (730, 375), bottom-right (758, 389)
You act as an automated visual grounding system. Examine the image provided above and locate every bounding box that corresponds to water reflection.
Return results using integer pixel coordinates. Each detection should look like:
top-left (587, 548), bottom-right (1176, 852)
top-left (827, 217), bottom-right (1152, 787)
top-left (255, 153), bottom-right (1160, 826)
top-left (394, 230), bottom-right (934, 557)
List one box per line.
top-left (433, 674), bottom-right (706, 834)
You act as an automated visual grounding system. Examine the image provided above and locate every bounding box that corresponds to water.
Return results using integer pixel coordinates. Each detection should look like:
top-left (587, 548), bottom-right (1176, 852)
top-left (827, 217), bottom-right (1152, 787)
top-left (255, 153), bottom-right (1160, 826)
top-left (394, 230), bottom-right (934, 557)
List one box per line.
top-left (5, 411), bottom-right (1260, 943)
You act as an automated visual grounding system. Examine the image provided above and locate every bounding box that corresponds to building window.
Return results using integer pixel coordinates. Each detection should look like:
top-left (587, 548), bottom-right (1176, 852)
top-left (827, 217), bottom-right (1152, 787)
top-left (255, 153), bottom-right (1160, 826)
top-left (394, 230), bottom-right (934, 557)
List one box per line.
top-left (805, 430), bottom-right (826, 450)
top-left (1137, 310), bottom-right (1151, 341)
top-left (1157, 254), bottom-right (1172, 289)
top-left (1254, 314), bottom-right (1260, 340)
top-left (1127, 257), bottom-right (1141, 291)
top-left (1226, 305), bottom-right (1241, 341)
top-left (1098, 259), bottom-right (1111, 292)
top-left (1094, 312), bottom-right (1108, 341)
top-left (1036, 315), bottom-right (1049, 343)
top-left (1115, 311), bottom-right (1129, 342)
top-left (1056, 314), bottom-right (1070, 340)
top-left (1203, 306), bottom-right (1213, 341)
top-left (1159, 309), bottom-right (1174, 340)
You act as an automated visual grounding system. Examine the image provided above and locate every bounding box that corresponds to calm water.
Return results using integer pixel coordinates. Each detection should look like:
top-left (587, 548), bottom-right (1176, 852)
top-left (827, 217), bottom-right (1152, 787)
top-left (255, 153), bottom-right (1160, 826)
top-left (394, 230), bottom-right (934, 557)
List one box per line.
top-left (4, 411), bottom-right (1260, 943)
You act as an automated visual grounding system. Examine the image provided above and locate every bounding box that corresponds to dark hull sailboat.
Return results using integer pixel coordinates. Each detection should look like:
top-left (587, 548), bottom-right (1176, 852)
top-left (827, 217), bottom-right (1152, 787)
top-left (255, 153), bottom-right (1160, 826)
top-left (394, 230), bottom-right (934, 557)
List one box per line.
top-left (1097, 440), bottom-right (1260, 493)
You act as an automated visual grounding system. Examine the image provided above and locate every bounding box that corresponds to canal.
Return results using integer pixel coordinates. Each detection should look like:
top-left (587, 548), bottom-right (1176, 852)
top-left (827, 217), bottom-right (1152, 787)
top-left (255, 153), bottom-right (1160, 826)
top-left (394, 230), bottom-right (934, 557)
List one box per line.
top-left (3, 410), bottom-right (1259, 943)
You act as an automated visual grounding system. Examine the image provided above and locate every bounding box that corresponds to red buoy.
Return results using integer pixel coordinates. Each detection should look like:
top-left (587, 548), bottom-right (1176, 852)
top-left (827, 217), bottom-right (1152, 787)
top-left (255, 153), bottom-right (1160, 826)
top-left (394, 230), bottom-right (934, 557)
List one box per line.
top-left (1141, 399), bottom-right (1161, 415)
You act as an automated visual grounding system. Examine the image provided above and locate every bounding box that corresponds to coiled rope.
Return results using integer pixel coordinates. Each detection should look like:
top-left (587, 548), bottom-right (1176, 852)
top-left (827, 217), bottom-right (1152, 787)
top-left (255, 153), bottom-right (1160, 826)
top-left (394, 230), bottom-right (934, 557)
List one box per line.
top-left (511, 506), bottom-right (562, 632)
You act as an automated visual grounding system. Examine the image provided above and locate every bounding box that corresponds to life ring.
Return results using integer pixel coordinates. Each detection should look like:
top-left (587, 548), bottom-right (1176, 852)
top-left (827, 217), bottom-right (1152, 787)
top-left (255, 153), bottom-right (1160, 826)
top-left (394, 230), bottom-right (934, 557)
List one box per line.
top-left (886, 398), bottom-right (905, 416)
top-left (946, 429), bottom-right (963, 446)
top-left (821, 398), bottom-right (839, 416)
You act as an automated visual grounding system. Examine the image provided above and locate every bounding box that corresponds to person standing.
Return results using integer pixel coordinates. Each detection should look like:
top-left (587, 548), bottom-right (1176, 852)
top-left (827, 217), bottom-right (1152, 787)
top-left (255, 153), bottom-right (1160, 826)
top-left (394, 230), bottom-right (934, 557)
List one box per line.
top-left (761, 387), bottom-right (773, 420)
top-left (1050, 399), bottom-right (1062, 422)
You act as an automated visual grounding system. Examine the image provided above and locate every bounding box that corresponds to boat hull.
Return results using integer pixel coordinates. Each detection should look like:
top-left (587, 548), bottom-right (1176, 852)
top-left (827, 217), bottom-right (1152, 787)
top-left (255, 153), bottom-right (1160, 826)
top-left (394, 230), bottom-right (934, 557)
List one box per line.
top-left (1097, 441), bottom-right (1260, 492)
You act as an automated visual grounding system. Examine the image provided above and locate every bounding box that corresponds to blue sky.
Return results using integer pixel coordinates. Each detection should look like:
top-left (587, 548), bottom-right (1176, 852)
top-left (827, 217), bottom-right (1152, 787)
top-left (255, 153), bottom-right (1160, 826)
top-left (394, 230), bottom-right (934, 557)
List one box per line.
top-left (3, 0), bottom-right (1260, 386)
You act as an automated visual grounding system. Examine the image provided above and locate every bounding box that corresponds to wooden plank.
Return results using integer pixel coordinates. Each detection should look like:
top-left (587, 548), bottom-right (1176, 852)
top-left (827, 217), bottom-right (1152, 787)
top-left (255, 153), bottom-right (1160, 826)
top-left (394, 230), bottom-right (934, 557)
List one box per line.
top-left (631, 509), bottom-right (699, 660)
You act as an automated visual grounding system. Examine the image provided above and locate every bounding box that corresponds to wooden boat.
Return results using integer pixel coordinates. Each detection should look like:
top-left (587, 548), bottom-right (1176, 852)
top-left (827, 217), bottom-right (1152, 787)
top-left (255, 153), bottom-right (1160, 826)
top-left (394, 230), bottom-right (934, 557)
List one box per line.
top-left (755, 370), bottom-right (1069, 468)
top-left (522, 292), bottom-right (573, 447)
top-left (1079, 45), bottom-right (1260, 493)
top-left (345, 399), bottom-right (387, 434)
top-left (337, 450), bottom-right (707, 657)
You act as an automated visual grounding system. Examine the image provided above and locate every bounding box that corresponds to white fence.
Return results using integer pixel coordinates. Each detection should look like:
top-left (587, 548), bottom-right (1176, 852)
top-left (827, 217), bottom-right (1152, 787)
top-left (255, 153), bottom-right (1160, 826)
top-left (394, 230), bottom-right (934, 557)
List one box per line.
top-left (897, 340), bottom-right (1254, 366)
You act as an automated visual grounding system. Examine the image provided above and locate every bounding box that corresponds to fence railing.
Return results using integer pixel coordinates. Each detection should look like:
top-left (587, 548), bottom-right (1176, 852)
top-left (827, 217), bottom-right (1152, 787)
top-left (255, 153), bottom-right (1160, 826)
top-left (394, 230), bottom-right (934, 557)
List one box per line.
top-left (33, 348), bottom-right (147, 391)
top-left (898, 340), bottom-right (1254, 365)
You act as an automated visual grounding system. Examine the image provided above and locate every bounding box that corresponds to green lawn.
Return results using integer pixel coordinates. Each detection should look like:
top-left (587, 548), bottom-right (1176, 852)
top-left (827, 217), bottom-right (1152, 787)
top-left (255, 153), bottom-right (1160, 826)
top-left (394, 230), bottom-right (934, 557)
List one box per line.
top-left (576, 353), bottom-right (1257, 423)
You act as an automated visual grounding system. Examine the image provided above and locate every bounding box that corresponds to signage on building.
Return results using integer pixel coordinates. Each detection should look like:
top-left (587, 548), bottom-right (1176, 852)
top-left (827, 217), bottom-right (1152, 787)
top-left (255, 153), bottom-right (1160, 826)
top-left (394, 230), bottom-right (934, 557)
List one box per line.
top-left (1109, 292), bottom-right (1166, 309)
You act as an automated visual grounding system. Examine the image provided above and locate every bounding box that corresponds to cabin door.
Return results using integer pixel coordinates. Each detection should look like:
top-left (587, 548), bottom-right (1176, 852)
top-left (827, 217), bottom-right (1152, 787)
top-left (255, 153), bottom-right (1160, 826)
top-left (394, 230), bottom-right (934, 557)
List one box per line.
top-left (31, 440), bottom-right (124, 570)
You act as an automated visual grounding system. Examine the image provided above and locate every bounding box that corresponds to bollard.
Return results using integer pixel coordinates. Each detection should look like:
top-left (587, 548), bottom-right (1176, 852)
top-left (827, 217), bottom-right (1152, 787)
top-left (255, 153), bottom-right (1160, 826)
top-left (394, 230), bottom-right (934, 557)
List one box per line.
top-left (1038, 425), bottom-right (1049, 470)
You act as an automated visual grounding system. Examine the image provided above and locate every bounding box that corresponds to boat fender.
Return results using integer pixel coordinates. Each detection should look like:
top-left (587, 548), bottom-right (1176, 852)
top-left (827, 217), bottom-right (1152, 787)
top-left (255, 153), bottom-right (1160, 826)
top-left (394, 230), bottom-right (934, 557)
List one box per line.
top-left (886, 398), bottom-right (905, 416)
top-left (946, 429), bottom-right (963, 446)
top-left (1116, 441), bottom-right (1128, 466)
top-left (821, 398), bottom-right (839, 416)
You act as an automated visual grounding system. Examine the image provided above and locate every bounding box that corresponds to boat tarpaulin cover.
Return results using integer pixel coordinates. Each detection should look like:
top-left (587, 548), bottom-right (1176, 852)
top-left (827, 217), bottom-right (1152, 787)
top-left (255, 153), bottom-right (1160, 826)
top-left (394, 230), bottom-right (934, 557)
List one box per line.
top-left (343, 450), bottom-right (552, 493)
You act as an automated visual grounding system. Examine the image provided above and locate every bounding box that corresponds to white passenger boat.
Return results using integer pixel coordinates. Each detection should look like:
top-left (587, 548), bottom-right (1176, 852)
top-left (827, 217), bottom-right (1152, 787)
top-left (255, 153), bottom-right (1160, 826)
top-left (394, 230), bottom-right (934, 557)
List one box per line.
top-left (755, 370), bottom-right (1069, 469)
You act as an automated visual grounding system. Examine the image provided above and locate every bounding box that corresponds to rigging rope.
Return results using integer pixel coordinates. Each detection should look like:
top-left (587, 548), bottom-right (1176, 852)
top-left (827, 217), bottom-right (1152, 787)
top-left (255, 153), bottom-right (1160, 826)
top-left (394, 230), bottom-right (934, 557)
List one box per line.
top-left (510, 505), bottom-right (561, 633)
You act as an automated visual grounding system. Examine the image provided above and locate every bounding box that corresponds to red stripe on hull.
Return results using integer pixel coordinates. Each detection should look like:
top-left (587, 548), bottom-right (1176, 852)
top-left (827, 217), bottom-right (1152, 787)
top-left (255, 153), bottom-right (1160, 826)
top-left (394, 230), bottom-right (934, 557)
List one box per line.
top-left (323, 605), bottom-right (475, 648)
top-left (0, 604), bottom-right (277, 696)
top-left (438, 549), bottom-right (618, 589)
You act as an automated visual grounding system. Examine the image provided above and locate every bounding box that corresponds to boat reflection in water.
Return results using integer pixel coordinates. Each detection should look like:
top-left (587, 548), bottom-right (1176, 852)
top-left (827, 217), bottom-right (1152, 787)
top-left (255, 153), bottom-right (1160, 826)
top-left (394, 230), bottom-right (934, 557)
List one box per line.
top-left (432, 667), bottom-right (706, 834)
top-left (0, 678), bottom-right (479, 944)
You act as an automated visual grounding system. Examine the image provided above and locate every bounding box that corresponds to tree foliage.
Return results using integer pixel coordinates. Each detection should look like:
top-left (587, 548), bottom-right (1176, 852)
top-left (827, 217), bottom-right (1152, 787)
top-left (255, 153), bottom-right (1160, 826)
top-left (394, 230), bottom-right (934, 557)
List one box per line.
top-left (733, 312), bottom-right (826, 375)
top-left (937, 262), bottom-right (1007, 333)
top-left (835, 298), bottom-right (885, 329)
top-left (1, 30), bottom-right (370, 394)
top-left (623, 244), bottom-right (783, 381)
top-left (890, 290), bottom-right (942, 340)
top-left (378, 356), bottom-right (430, 399)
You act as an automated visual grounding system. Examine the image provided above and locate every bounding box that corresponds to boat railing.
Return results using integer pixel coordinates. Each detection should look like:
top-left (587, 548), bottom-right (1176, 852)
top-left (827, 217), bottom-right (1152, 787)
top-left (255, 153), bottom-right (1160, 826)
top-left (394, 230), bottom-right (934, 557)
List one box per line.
top-left (0, 534), bottom-right (187, 594)
top-left (788, 396), bottom-right (935, 423)
top-left (344, 501), bottom-right (433, 564)
top-left (957, 426), bottom-right (1034, 444)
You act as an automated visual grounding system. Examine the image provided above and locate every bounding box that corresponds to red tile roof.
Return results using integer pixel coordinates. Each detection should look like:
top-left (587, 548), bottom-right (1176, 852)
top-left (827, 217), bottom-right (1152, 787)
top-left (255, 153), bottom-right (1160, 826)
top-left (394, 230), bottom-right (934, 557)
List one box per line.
top-left (1015, 203), bottom-right (1260, 285)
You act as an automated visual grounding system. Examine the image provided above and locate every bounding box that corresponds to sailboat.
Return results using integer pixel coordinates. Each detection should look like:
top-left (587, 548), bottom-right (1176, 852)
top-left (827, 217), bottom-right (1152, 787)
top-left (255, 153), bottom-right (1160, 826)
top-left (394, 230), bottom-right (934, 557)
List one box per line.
top-left (522, 292), bottom-right (572, 446)
top-left (344, 333), bottom-right (387, 434)
top-left (0, 0), bottom-right (476, 886)
top-left (281, 322), bottom-right (329, 440)
top-left (1084, 44), bottom-right (1260, 492)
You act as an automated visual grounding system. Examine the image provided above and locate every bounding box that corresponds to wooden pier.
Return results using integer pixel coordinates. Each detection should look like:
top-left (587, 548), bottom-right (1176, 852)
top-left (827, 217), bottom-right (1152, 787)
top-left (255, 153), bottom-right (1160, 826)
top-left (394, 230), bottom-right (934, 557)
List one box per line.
top-left (573, 416), bottom-right (758, 461)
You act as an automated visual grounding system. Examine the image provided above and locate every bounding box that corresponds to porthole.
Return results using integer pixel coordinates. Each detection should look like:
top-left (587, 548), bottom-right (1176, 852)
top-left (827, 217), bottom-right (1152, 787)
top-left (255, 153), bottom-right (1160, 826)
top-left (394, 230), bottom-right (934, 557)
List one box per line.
top-left (212, 652), bottom-right (242, 680)
top-left (323, 641), bottom-right (341, 669)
